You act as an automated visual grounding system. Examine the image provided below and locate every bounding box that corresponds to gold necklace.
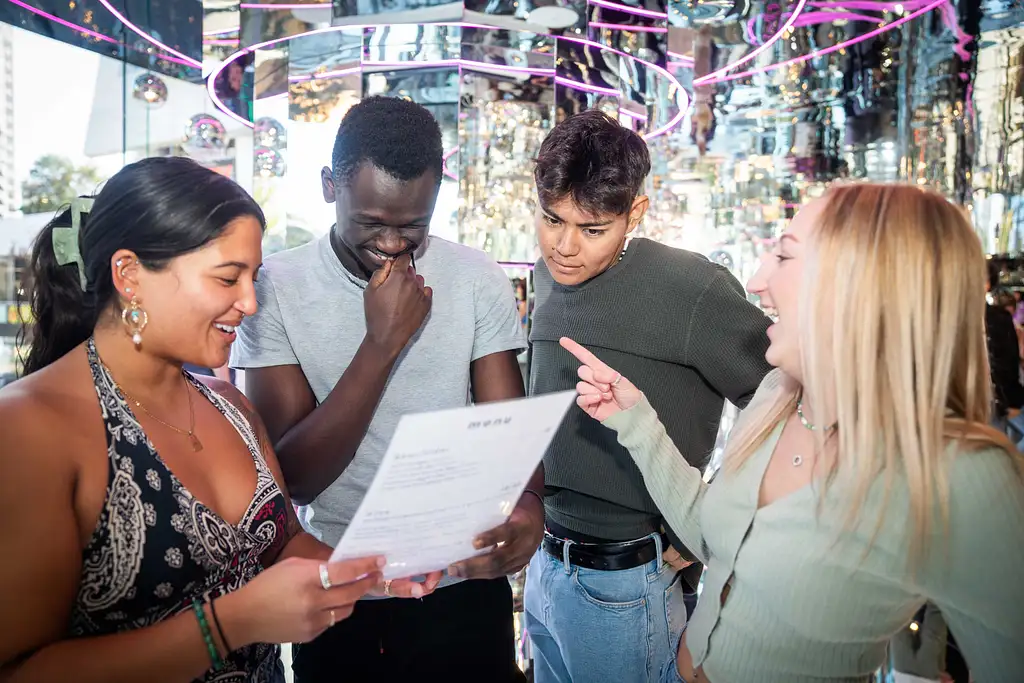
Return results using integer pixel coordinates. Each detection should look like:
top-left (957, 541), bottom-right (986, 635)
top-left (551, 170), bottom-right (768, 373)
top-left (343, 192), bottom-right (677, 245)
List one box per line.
top-left (120, 375), bottom-right (203, 452)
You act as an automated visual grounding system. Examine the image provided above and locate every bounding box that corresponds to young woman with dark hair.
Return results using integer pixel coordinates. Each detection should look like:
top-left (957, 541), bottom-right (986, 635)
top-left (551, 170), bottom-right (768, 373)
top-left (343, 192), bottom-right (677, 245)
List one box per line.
top-left (0, 157), bottom-right (423, 683)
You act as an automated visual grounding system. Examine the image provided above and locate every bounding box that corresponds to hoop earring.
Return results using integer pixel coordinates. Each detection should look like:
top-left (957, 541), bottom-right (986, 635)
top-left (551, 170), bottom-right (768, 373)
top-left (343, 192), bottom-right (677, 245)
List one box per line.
top-left (121, 295), bottom-right (149, 347)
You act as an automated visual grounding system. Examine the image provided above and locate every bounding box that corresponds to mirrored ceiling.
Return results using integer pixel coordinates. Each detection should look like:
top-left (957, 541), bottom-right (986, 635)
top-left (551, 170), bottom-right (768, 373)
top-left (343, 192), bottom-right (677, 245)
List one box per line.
top-left (7, 0), bottom-right (1024, 260)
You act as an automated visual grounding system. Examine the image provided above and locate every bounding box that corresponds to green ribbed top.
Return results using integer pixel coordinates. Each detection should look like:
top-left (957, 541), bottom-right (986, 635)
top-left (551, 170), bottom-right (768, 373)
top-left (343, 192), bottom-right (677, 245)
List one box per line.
top-left (602, 390), bottom-right (1024, 683)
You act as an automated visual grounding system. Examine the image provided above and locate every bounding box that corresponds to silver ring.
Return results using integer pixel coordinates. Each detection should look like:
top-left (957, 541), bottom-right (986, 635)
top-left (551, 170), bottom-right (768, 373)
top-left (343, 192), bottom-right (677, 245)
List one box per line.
top-left (328, 609), bottom-right (336, 628)
top-left (383, 579), bottom-right (393, 597)
top-left (612, 373), bottom-right (622, 387)
top-left (318, 563), bottom-right (332, 591)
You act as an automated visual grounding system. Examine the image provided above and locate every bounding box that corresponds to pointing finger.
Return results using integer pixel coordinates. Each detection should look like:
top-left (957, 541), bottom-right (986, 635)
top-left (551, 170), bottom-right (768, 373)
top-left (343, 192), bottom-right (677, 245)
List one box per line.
top-left (560, 337), bottom-right (611, 373)
top-left (566, 340), bottom-right (620, 386)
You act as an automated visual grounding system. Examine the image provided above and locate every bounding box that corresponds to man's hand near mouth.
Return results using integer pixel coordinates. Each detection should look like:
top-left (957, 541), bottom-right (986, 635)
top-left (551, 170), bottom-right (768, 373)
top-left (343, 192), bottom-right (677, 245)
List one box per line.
top-left (363, 253), bottom-right (432, 359)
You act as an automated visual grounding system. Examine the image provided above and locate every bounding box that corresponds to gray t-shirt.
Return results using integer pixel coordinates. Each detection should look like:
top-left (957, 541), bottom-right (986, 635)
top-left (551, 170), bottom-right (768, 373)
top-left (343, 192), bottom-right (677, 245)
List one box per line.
top-left (231, 233), bottom-right (527, 549)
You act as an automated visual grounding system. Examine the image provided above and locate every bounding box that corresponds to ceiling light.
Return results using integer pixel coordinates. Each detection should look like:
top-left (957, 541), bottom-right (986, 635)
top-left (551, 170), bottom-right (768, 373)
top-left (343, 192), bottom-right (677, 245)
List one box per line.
top-left (528, 1), bottom-right (580, 29)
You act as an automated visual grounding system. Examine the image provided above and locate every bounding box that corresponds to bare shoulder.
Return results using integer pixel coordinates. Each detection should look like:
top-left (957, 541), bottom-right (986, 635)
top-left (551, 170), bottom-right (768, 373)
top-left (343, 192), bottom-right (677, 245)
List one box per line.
top-left (0, 379), bottom-right (51, 445)
top-left (0, 357), bottom-right (85, 443)
top-left (196, 375), bottom-right (254, 415)
top-left (194, 375), bottom-right (267, 437)
top-left (195, 374), bottom-right (244, 404)
top-left (0, 350), bottom-right (98, 484)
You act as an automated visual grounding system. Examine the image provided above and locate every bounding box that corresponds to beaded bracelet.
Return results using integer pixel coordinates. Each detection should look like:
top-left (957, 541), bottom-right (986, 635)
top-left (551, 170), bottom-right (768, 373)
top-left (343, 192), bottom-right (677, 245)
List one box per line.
top-left (209, 598), bottom-right (231, 653)
top-left (192, 599), bottom-right (224, 671)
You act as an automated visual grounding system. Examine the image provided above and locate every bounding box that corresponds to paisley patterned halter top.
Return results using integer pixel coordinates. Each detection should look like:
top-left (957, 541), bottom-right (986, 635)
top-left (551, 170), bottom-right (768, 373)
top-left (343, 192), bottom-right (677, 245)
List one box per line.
top-left (68, 338), bottom-right (288, 682)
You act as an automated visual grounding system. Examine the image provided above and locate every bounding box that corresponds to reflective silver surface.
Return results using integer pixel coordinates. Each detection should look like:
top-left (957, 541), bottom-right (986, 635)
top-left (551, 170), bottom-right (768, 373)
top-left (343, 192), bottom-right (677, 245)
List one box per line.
top-left (188, 0), bottom-right (1024, 265)
top-left (5, 2), bottom-right (1019, 263)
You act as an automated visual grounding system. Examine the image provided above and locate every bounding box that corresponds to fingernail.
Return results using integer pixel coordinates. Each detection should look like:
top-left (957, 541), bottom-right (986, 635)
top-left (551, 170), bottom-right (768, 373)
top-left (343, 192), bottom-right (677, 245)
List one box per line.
top-left (411, 584), bottom-right (424, 598)
top-left (448, 565), bottom-right (459, 577)
top-left (377, 557), bottom-right (387, 567)
top-left (473, 539), bottom-right (484, 549)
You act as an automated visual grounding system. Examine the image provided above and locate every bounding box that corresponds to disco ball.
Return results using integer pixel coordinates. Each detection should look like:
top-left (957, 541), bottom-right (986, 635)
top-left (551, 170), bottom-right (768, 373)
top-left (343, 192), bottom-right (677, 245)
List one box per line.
top-left (254, 117), bottom-right (287, 150)
top-left (132, 72), bottom-right (168, 107)
top-left (183, 114), bottom-right (227, 151)
top-left (255, 147), bottom-right (286, 178)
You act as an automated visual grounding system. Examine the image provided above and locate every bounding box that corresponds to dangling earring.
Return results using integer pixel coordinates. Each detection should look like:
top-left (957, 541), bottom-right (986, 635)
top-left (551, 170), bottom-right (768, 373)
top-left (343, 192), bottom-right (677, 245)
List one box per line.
top-left (122, 295), bottom-right (149, 346)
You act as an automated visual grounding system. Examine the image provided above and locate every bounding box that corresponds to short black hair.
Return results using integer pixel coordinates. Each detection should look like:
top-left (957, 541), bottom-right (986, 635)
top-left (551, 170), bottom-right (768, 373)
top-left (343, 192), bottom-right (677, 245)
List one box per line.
top-left (331, 96), bottom-right (443, 185)
top-left (534, 109), bottom-right (651, 217)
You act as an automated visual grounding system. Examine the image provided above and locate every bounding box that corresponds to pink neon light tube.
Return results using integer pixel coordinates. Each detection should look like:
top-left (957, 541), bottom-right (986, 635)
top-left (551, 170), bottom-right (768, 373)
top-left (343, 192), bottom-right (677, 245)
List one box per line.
top-left (294, 58), bottom-right (613, 100)
top-left (558, 34), bottom-right (689, 140)
top-left (207, 22), bottom-right (689, 139)
top-left (808, 0), bottom-right (931, 10)
top-left (556, 75), bottom-right (620, 96)
top-left (748, 11), bottom-right (884, 43)
top-left (589, 22), bottom-right (668, 33)
top-left (203, 27), bottom-right (240, 37)
top-left (289, 66), bottom-right (363, 83)
top-left (6, 0), bottom-right (198, 67)
top-left (239, 2), bottom-right (332, 7)
top-left (588, 0), bottom-right (668, 20)
top-left (95, 0), bottom-right (202, 68)
top-left (442, 146), bottom-right (458, 180)
top-left (714, 0), bottom-right (947, 83)
top-left (693, 0), bottom-right (809, 85)
top-left (369, 59), bottom-right (555, 76)
top-left (287, 60), bottom-right (555, 83)
top-left (6, 0), bottom-right (117, 44)
top-left (618, 107), bottom-right (648, 121)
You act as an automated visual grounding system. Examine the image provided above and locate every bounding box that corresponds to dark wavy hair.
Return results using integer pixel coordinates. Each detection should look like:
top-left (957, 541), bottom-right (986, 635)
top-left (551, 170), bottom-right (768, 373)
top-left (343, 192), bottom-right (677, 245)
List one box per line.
top-left (534, 109), bottom-right (651, 217)
top-left (19, 157), bottom-right (265, 375)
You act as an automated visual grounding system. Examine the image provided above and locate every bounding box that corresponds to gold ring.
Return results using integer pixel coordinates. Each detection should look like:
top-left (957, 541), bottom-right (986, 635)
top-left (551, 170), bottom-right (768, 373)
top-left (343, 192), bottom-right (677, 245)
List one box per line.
top-left (383, 579), bottom-right (393, 597)
top-left (318, 563), bottom-right (332, 590)
top-left (328, 609), bottom-right (336, 627)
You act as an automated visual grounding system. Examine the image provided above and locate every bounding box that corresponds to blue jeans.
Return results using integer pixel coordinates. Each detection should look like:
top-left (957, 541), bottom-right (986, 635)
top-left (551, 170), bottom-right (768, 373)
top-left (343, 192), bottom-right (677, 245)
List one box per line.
top-left (524, 533), bottom-right (688, 683)
top-left (659, 653), bottom-right (688, 683)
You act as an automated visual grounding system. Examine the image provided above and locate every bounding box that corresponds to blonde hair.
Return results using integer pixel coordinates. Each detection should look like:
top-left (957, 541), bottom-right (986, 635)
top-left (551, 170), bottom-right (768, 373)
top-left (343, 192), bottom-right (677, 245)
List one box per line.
top-left (725, 183), bottom-right (1019, 562)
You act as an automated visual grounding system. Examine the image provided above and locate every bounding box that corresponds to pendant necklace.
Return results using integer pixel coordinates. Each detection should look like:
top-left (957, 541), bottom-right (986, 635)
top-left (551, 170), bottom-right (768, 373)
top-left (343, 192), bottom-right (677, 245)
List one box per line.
top-left (792, 397), bottom-right (836, 467)
top-left (121, 374), bottom-right (203, 452)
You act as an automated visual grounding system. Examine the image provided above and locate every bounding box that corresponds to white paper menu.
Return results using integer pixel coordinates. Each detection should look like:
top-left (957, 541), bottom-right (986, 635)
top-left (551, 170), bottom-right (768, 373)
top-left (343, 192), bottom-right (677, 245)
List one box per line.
top-left (329, 391), bottom-right (576, 579)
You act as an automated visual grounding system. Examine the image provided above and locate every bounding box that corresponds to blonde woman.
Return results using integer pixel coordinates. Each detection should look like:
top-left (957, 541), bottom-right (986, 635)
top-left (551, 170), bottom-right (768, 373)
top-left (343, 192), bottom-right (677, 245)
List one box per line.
top-left (560, 184), bottom-right (1024, 683)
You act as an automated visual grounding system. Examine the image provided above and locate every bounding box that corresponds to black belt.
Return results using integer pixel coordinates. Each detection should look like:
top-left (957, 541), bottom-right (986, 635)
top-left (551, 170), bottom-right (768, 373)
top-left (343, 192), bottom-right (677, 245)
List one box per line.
top-left (542, 532), bottom-right (665, 572)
